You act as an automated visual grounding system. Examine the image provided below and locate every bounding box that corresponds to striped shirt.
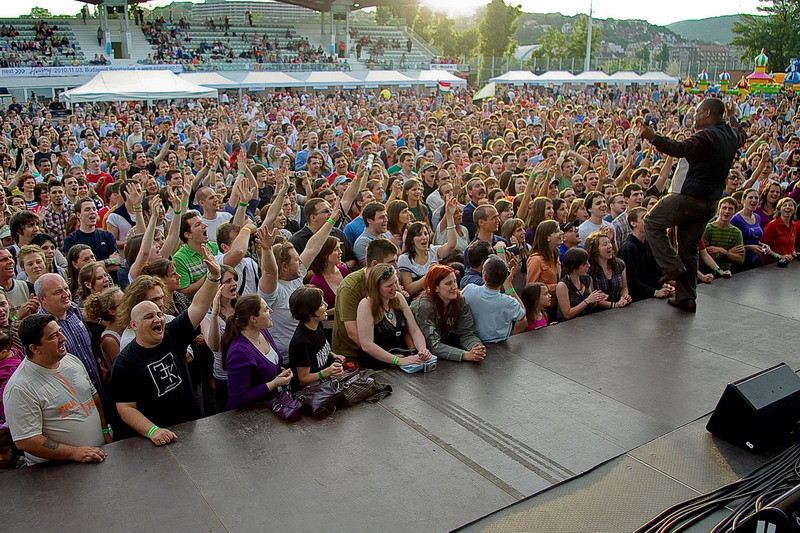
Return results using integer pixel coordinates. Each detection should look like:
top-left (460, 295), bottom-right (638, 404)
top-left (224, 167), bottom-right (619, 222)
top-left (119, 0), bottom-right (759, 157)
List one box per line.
top-left (703, 222), bottom-right (743, 270)
top-left (173, 242), bottom-right (220, 289)
top-left (38, 302), bottom-right (104, 403)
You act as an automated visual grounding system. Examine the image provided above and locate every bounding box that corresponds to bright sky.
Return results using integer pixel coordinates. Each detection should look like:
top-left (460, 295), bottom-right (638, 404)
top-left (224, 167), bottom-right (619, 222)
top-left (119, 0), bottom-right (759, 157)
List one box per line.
top-left (1, 0), bottom-right (763, 26)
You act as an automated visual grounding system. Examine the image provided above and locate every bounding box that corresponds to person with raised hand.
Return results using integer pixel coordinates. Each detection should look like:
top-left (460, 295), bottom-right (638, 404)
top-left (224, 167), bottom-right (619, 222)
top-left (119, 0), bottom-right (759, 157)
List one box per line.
top-left (112, 245), bottom-right (221, 445)
top-left (258, 200), bottom-right (341, 356)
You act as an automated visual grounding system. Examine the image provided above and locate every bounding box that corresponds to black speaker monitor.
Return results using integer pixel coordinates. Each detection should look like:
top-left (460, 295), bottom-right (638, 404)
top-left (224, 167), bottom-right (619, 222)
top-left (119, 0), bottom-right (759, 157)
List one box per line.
top-left (706, 363), bottom-right (800, 451)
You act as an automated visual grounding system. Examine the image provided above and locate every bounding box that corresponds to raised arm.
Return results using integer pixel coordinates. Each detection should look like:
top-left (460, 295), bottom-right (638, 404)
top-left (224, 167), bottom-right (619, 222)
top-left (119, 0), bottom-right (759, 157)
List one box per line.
top-left (202, 287), bottom-right (223, 353)
top-left (129, 196), bottom-right (163, 279)
top-left (651, 155), bottom-right (674, 194)
top-left (257, 225), bottom-right (279, 295)
top-left (436, 197), bottom-right (458, 259)
top-left (262, 172), bottom-right (288, 229)
top-left (187, 245), bottom-right (221, 328)
top-left (298, 200), bottom-right (340, 267)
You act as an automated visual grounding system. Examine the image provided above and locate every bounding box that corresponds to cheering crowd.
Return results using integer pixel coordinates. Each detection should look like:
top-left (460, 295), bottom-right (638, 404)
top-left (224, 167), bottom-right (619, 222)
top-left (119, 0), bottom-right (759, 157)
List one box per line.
top-left (0, 81), bottom-right (798, 469)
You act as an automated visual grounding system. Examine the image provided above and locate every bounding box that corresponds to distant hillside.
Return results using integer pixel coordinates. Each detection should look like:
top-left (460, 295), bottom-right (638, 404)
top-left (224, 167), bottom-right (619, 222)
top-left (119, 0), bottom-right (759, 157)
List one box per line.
top-left (666, 15), bottom-right (742, 45)
top-left (515, 12), bottom-right (687, 48)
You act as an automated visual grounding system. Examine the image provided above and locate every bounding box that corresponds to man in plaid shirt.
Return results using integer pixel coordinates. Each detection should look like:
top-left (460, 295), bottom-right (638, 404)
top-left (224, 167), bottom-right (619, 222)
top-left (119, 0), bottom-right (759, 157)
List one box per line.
top-left (43, 181), bottom-right (70, 252)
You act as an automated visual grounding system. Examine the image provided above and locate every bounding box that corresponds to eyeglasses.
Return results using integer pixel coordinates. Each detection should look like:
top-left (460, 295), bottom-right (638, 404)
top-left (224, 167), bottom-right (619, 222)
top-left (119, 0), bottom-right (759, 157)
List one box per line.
top-left (378, 265), bottom-right (396, 283)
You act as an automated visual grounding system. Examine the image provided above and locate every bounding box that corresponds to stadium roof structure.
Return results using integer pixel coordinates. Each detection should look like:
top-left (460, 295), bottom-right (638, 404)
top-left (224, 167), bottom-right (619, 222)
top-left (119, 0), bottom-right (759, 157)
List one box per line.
top-left (76, 0), bottom-right (416, 12)
top-left (244, 0), bottom-right (415, 12)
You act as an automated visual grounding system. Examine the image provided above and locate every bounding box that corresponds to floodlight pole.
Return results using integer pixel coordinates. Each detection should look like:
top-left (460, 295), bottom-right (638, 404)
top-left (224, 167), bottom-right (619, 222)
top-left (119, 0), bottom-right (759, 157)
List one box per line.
top-left (584, 0), bottom-right (593, 72)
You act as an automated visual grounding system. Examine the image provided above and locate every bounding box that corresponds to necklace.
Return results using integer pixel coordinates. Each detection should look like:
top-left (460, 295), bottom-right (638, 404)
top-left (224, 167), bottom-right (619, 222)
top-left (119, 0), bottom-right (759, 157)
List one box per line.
top-left (384, 307), bottom-right (394, 320)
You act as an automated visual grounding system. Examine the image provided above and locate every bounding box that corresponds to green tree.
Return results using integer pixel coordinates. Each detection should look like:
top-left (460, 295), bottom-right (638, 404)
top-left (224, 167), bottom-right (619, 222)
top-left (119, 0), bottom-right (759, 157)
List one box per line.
top-left (531, 15), bottom-right (600, 60)
top-left (451, 28), bottom-right (479, 59)
top-left (533, 27), bottom-right (569, 58)
top-left (375, 7), bottom-right (395, 25)
top-left (479, 0), bottom-right (522, 58)
top-left (731, 0), bottom-right (800, 69)
top-left (29, 7), bottom-right (53, 18)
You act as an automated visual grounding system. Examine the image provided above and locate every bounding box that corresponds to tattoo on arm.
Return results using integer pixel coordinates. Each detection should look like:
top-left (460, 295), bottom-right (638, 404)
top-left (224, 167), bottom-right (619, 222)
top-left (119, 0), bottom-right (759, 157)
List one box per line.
top-left (42, 438), bottom-right (60, 450)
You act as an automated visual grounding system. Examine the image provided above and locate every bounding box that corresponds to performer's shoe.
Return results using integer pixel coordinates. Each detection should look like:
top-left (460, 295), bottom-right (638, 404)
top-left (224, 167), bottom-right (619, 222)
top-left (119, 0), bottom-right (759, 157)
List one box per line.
top-left (667, 298), bottom-right (696, 313)
top-left (658, 266), bottom-right (686, 286)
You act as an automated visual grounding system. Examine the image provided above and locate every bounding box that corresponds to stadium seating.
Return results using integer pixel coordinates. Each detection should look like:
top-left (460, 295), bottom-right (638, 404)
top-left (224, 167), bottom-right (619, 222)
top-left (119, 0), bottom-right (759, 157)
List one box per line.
top-left (350, 24), bottom-right (432, 70)
top-left (0, 19), bottom-right (86, 67)
top-left (138, 19), bottom-right (348, 71)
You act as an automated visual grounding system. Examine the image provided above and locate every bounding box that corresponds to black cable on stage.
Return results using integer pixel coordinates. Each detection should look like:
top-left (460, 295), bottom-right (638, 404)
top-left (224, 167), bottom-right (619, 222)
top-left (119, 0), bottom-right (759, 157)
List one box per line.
top-left (635, 441), bottom-right (800, 533)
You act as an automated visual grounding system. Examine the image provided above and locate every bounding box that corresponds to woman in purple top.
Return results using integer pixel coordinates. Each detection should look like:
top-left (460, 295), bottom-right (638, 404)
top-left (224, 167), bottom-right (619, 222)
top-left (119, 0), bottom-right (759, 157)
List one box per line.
top-left (731, 188), bottom-right (771, 271)
top-left (221, 294), bottom-right (293, 411)
top-left (754, 181), bottom-right (782, 229)
top-left (308, 236), bottom-right (348, 320)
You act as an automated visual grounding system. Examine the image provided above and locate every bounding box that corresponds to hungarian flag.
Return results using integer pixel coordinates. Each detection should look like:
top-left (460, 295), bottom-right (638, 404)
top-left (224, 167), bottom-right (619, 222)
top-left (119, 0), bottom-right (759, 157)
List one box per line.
top-left (437, 81), bottom-right (451, 93)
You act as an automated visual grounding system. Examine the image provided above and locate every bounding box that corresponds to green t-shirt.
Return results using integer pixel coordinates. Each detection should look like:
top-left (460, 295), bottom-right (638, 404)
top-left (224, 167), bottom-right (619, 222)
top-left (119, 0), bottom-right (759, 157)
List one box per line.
top-left (173, 242), bottom-right (220, 289)
top-left (331, 268), bottom-right (366, 359)
top-left (703, 222), bottom-right (743, 270)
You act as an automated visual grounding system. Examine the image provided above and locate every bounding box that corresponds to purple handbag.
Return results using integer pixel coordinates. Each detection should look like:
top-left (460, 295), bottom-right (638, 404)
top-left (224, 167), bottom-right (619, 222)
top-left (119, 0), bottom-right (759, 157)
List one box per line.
top-left (267, 388), bottom-right (303, 422)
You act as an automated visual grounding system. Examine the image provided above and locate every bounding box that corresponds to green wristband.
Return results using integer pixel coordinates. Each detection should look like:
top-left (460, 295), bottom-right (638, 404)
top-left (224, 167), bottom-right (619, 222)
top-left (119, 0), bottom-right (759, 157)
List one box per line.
top-left (238, 171), bottom-right (245, 175)
top-left (238, 201), bottom-right (249, 207)
top-left (174, 209), bottom-right (182, 215)
top-left (392, 355), bottom-right (400, 365)
top-left (713, 266), bottom-right (720, 273)
top-left (180, 202), bottom-right (188, 208)
top-left (102, 428), bottom-right (111, 435)
top-left (317, 371), bottom-right (325, 380)
top-left (327, 218), bottom-right (336, 226)
top-left (505, 288), bottom-right (515, 295)
top-left (496, 248), bottom-right (506, 254)
top-left (147, 426), bottom-right (159, 439)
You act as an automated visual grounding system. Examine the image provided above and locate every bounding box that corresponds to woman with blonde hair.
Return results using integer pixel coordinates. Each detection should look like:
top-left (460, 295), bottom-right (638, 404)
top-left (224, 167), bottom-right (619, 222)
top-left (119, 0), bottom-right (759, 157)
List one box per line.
top-left (75, 261), bottom-right (112, 304)
top-left (567, 198), bottom-right (588, 223)
top-left (356, 263), bottom-right (432, 369)
top-left (83, 286), bottom-right (124, 366)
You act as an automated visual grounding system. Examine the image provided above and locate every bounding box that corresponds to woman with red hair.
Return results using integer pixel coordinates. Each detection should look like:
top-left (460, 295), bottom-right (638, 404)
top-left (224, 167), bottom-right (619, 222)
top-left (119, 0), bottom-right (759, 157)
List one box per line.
top-left (410, 265), bottom-right (486, 362)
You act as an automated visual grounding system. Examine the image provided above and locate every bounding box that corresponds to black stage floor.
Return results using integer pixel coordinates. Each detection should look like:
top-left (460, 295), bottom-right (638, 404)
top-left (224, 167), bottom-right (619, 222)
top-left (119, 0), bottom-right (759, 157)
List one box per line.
top-left (4, 263), bottom-right (799, 533)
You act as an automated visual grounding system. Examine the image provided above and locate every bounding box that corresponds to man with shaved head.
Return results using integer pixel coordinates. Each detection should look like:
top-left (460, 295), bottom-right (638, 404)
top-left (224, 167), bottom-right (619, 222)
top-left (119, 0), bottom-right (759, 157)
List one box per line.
top-left (111, 246), bottom-right (221, 445)
top-left (638, 98), bottom-right (747, 313)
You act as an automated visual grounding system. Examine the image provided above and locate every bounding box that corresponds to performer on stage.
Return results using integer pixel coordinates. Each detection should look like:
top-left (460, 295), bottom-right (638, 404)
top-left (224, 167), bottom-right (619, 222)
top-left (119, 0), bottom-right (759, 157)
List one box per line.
top-left (638, 98), bottom-right (747, 312)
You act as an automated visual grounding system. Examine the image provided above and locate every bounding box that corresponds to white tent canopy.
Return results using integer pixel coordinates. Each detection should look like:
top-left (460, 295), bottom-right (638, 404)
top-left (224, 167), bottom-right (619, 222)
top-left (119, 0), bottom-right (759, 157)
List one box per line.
top-left (609, 71), bottom-right (644, 84)
top-left (414, 69), bottom-right (467, 87)
top-left (295, 71), bottom-right (360, 88)
top-left (640, 71), bottom-right (680, 84)
top-left (532, 70), bottom-right (577, 85)
top-left (62, 70), bottom-right (217, 102)
top-left (238, 71), bottom-right (305, 88)
top-left (573, 71), bottom-right (613, 84)
top-left (489, 70), bottom-right (540, 85)
top-left (355, 70), bottom-right (416, 87)
top-left (178, 72), bottom-right (240, 89)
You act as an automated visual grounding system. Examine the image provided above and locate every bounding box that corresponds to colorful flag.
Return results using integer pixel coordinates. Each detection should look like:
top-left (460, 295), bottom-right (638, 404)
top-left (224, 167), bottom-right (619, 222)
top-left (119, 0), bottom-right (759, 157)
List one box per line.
top-left (437, 81), bottom-right (451, 93)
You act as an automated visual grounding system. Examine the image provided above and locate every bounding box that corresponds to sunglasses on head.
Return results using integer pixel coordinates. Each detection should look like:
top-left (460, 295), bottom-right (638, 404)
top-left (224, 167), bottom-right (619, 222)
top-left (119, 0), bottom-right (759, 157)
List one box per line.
top-left (378, 265), bottom-right (396, 283)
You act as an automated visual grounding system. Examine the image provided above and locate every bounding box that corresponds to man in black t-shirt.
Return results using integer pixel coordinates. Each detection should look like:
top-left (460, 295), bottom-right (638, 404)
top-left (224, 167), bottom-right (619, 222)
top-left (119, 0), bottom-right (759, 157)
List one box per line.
top-left (111, 247), bottom-right (220, 446)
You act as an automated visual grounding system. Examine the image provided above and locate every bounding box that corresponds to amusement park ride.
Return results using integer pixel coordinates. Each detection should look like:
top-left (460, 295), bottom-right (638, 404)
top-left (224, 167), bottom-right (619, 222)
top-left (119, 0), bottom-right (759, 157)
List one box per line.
top-left (682, 49), bottom-right (800, 98)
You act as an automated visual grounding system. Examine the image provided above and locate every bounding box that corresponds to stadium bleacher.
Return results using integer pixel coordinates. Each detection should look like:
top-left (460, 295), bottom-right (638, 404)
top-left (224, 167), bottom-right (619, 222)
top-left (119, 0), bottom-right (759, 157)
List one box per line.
top-left (138, 18), bottom-right (348, 71)
top-left (350, 24), bottom-right (432, 70)
top-left (0, 12), bottom-right (436, 72)
top-left (0, 19), bottom-right (86, 67)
